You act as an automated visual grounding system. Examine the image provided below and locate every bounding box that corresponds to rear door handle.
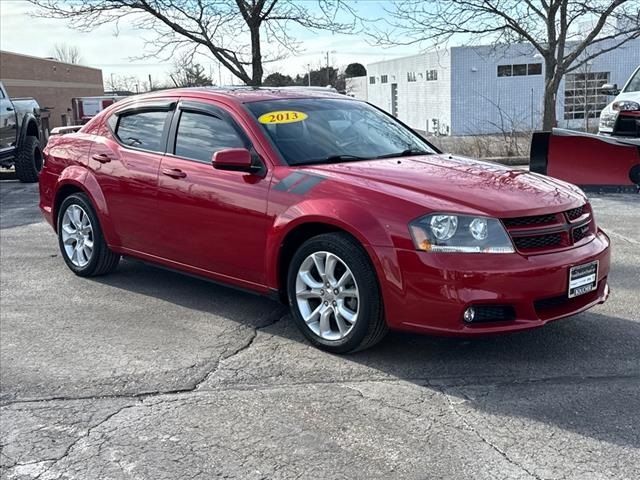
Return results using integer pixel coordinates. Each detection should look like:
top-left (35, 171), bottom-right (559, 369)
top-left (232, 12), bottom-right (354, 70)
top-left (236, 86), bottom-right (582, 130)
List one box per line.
top-left (91, 153), bottom-right (112, 163)
top-left (162, 168), bottom-right (187, 179)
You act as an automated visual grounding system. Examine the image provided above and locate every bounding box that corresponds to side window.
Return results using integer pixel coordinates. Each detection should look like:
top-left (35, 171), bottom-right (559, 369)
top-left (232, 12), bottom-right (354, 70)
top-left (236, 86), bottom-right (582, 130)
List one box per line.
top-left (115, 110), bottom-right (167, 152)
top-left (174, 111), bottom-right (246, 163)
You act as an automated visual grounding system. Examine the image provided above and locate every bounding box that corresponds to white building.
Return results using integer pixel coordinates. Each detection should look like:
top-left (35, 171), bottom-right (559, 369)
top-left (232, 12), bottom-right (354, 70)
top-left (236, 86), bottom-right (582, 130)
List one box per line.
top-left (348, 38), bottom-right (640, 136)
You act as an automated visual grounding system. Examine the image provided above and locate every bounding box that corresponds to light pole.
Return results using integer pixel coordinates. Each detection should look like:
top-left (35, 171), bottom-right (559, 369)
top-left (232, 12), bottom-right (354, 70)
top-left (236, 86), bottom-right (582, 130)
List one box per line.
top-left (307, 63), bottom-right (311, 86)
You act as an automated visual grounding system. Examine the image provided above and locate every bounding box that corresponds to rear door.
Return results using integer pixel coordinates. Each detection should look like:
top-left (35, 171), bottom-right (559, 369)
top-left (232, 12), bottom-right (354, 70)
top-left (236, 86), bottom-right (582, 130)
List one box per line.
top-left (154, 100), bottom-right (271, 287)
top-left (89, 99), bottom-right (175, 255)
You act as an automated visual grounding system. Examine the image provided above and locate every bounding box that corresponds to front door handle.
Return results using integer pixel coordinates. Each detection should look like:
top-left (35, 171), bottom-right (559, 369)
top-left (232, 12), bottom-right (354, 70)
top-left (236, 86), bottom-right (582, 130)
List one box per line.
top-left (91, 153), bottom-right (112, 163)
top-left (162, 168), bottom-right (187, 179)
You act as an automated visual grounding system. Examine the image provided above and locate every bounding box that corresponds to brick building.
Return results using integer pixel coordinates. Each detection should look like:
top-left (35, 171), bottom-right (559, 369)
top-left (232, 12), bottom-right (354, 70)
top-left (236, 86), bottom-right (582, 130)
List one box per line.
top-left (0, 50), bottom-right (104, 130)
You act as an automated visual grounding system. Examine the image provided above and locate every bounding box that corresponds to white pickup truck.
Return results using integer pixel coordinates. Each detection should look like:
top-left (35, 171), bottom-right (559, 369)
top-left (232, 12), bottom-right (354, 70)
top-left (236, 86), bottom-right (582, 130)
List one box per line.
top-left (599, 65), bottom-right (640, 137)
top-left (0, 81), bottom-right (44, 182)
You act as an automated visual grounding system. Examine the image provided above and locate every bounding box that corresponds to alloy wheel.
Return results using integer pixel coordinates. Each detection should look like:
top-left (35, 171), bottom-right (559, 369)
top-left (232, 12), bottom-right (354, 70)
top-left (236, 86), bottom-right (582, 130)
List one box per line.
top-left (61, 204), bottom-right (94, 267)
top-left (295, 251), bottom-right (360, 341)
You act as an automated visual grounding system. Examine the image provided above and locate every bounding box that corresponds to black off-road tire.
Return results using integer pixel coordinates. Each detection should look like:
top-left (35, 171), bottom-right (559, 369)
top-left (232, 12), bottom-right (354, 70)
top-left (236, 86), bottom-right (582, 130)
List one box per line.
top-left (14, 136), bottom-right (43, 183)
top-left (287, 232), bottom-right (388, 353)
top-left (57, 193), bottom-right (120, 277)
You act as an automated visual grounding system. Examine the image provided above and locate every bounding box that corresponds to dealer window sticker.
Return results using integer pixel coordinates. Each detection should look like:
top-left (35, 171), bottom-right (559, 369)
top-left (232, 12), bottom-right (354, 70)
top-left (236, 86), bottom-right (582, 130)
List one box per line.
top-left (258, 110), bottom-right (308, 124)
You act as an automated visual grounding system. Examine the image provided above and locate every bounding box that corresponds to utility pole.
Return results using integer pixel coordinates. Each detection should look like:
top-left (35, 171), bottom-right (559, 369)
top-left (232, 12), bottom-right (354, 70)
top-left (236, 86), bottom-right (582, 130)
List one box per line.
top-left (148, 74), bottom-right (153, 91)
top-left (326, 51), bottom-right (330, 85)
top-left (307, 64), bottom-right (311, 86)
top-left (324, 50), bottom-right (336, 87)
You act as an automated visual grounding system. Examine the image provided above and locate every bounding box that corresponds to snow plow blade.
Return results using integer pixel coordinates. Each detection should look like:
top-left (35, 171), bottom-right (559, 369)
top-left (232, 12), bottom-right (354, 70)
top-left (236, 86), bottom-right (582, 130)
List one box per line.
top-left (530, 129), bottom-right (640, 193)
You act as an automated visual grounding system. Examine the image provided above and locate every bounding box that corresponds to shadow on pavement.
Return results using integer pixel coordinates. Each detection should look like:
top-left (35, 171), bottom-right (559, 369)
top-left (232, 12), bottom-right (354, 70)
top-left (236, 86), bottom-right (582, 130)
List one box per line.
top-left (91, 258), bottom-right (640, 450)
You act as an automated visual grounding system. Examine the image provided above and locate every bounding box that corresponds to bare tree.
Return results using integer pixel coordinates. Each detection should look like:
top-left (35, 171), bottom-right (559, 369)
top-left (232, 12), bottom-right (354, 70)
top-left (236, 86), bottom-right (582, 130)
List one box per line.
top-left (105, 74), bottom-right (141, 93)
top-left (374, 0), bottom-right (640, 130)
top-left (169, 54), bottom-right (213, 87)
top-left (51, 43), bottom-right (82, 64)
top-left (30, 0), bottom-right (358, 86)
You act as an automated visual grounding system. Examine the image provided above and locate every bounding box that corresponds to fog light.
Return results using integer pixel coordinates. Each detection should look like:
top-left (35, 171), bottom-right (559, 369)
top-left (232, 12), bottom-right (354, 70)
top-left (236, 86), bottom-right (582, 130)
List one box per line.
top-left (463, 307), bottom-right (475, 323)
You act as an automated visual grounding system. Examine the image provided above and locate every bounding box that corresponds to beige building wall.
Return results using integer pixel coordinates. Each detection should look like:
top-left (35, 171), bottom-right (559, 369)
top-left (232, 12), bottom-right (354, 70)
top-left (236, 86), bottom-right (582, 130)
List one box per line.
top-left (0, 50), bottom-right (104, 129)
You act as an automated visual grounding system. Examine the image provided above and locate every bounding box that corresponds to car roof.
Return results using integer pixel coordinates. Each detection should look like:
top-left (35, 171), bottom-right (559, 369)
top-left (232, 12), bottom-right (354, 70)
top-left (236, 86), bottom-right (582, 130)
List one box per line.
top-left (128, 86), bottom-right (353, 104)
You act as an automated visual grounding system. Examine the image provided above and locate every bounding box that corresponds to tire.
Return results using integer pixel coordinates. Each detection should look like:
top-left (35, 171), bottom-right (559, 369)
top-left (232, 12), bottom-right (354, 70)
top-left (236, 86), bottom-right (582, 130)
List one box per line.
top-left (14, 136), bottom-right (43, 183)
top-left (57, 193), bottom-right (120, 277)
top-left (287, 232), bottom-right (388, 353)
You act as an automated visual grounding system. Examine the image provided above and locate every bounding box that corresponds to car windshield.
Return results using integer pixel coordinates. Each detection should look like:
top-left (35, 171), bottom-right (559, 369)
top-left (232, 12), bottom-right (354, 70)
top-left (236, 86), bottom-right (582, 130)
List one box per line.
top-left (623, 67), bottom-right (640, 93)
top-left (245, 98), bottom-right (436, 166)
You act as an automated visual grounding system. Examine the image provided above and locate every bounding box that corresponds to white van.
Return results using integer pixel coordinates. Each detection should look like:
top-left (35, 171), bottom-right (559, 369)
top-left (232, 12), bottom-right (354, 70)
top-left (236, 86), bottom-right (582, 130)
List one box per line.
top-left (598, 65), bottom-right (640, 137)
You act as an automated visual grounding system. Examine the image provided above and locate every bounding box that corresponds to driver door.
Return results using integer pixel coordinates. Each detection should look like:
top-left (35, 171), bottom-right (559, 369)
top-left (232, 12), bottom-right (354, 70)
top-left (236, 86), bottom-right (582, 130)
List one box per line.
top-left (154, 100), bottom-right (272, 287)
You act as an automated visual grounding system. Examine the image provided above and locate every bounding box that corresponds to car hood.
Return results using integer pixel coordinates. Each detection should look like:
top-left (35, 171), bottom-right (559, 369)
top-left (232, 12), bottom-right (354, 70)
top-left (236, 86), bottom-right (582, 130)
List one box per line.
top-left (306, 154), bottom-right (585, 217)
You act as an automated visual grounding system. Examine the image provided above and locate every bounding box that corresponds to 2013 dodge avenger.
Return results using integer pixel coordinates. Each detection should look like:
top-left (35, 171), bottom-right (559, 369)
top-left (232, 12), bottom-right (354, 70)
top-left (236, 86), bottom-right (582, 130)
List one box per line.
top-left (39, 88), bottom-right (610, 352)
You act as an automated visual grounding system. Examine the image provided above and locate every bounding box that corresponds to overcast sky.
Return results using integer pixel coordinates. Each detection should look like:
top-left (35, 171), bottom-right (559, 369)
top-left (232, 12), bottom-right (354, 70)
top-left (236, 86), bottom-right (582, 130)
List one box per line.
top-left (0, 0), bottom-right (419, 87)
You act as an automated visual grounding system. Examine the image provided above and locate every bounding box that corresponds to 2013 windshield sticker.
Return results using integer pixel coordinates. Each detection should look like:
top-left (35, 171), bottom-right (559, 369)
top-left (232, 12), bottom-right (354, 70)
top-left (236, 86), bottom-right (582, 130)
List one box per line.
top-left (258, 111), bottom-right (308, 124)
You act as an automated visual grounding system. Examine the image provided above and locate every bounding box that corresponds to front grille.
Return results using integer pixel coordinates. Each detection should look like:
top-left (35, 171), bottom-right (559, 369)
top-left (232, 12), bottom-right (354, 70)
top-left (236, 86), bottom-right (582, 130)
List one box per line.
top-left (502, 204), bottom-right (593, 254)
top-left (565, 206), bottom-right (584, 221)
top-left (513, 233), bottom-right (563, 250)
top-left (503, 213), bottom-right (556, 227)
top-left (572, 224), bottom-right (589, 243)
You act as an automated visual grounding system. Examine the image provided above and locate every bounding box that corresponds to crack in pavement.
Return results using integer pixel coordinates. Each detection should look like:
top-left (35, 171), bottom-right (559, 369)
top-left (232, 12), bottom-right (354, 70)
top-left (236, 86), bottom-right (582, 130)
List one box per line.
top-left (436, 385), bottom-right (543, 480)
top-left (3, 370), bottom-right (638, 407)
top-left (1, 305), bottom-right (288, 408)
top-left (3, 307), bottom-right (289, 479)
top-left (30, 403), bottom-right (140, 480)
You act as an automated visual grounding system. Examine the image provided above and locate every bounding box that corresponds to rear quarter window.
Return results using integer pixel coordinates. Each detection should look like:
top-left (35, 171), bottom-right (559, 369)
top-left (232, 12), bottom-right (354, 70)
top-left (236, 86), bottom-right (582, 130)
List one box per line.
top-left (115, 110), bottom-right (167, 152)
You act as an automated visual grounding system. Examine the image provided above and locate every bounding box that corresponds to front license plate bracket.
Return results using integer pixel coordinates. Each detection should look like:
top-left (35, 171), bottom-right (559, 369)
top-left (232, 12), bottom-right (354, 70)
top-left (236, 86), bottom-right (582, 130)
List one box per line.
top-left (568, 260), bottom-right (598, 298)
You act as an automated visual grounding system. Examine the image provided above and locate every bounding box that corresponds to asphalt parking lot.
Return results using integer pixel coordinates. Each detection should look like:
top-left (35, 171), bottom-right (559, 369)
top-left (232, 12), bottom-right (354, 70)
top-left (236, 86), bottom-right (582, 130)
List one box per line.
top-left (1, 178), bottom-right (638, 480)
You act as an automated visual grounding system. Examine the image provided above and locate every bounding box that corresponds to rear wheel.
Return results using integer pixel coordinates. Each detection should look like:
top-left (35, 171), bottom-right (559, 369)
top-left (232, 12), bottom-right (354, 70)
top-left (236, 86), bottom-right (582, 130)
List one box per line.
top-left (14, 136), bottom-right (42, 183)
top-left (287, 233), bottom-right (387, 353)
top-left (57, 193), bottom-right (120, 277)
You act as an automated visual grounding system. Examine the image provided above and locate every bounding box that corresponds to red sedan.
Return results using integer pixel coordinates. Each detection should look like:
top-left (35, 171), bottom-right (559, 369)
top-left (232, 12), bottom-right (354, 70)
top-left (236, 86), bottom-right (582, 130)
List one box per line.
top-left (39, 88), bottom-right (610, 353)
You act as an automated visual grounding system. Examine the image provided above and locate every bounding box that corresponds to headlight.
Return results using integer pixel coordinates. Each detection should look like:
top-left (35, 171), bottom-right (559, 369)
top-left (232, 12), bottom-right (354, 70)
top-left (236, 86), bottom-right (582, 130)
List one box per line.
top-left (409, 213), bottom-right (514, 253)
top-left (612, 100), bottom-right (640, 111)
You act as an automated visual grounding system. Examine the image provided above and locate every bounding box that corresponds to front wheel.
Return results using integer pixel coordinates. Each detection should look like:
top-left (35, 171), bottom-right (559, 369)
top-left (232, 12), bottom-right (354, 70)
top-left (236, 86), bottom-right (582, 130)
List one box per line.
top-left (287, 233), bottom-right (387, 353)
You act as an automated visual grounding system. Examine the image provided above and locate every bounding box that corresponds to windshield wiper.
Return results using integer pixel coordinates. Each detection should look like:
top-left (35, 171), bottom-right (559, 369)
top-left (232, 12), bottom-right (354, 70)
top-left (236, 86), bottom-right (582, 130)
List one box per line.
top-left (375, 149), bottom-right (431, 159)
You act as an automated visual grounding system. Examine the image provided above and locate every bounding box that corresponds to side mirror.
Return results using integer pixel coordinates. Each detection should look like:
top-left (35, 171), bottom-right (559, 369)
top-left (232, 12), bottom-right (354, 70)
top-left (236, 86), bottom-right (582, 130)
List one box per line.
top-left (601, 83), bottom-right (620, 96)
top-left (212, 148), bottom-right (254, 172)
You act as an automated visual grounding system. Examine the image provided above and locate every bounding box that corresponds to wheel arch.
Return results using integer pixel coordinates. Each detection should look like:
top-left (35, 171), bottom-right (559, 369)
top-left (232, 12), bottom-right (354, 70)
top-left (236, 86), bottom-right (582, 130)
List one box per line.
top-left (52, 167), bottom-right (120, 246)
top-left (17, 114), bottom-right (41, 149)
top-left (268, 210), bottom-right (392, 304)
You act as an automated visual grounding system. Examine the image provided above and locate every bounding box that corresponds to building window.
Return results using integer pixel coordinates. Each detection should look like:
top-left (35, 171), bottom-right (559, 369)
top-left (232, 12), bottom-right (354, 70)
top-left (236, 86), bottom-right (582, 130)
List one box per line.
top-left (564, 71), bottom-right (610, 120)
top-left (407, 72), bottom-right (417, 82)
top-left (426, 70), bottom-right (438, 81)
top-left (498, 63), bottom-right (542, 77)
top-left (381, 75), bottom-right (388, 84)
top-left (528, 63), bottom-right (542, 75)
top-left (513, 64), bottom-right (527, 76)
top-left (369, 76), bottom-right (376, 84)
top-left (497, 65), bottom-right (512, 77)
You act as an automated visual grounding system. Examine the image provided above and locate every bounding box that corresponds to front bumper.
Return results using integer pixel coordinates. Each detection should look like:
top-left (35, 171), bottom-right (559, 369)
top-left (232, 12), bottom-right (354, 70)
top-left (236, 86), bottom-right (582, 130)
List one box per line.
top-left (380, 229), bottom-right (610, 336)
